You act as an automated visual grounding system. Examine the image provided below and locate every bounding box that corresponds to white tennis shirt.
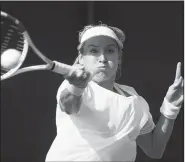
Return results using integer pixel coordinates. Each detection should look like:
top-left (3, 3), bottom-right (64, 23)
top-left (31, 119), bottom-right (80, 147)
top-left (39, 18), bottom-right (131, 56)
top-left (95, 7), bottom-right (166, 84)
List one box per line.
top-left (45, 80), bottom-right (155, 161)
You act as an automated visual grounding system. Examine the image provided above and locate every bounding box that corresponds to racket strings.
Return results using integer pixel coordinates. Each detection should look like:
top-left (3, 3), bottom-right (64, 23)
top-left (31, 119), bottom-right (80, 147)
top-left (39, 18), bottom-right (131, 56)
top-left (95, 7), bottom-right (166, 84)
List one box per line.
top-left (1, 18), bottom-right (24, 54)
top-left (1, 18), bottom-right (25, 75)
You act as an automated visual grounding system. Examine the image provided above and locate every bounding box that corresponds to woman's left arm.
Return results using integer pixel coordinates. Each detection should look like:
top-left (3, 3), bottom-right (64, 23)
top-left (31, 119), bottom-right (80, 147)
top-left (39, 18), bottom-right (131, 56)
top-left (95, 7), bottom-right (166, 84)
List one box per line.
top-left (136, 62), bottom-right (184, 159)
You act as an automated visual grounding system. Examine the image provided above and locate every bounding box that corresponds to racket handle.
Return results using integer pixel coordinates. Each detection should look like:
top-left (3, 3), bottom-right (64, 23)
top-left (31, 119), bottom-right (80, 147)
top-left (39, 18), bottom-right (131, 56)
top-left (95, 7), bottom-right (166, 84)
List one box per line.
top-left (52, 61), bottom-right (73, 75)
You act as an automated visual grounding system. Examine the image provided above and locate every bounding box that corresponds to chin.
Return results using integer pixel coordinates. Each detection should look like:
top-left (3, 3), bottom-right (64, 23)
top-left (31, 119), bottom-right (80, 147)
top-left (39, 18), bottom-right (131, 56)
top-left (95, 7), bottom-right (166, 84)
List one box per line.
top-left (92, 72), bottom-right (112, 83)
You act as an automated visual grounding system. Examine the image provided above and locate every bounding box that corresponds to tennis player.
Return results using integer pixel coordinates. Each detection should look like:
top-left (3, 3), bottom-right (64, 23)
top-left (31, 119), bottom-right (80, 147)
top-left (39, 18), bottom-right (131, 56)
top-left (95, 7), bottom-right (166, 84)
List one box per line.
top-left (45, 24), bottom-right (184, 161)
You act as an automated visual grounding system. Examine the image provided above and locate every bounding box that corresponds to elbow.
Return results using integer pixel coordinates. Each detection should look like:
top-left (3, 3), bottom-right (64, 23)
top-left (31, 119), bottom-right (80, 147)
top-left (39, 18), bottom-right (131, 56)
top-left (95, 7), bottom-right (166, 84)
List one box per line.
top-left (59, 91), bottom-right (82, 115)
top-left (147, 149), bottom-right (164, 159)
top-left (63, 105), bottom-right (80, 115)
top-left (149, 153), bottom-right (163, 160)
top-left (59, 99), bottom-right (80, 115)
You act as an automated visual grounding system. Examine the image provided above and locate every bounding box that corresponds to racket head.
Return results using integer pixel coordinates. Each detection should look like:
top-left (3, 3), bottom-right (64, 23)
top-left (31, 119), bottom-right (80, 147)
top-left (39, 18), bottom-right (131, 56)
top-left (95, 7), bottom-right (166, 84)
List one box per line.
top-left (1, 11), bottom-right (29, 80)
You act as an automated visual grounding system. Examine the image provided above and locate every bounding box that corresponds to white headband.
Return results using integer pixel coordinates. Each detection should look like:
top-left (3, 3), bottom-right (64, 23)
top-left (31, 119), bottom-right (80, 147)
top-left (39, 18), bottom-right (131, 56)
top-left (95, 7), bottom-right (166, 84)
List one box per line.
top-left (78, 26), bottom-right (123, 50)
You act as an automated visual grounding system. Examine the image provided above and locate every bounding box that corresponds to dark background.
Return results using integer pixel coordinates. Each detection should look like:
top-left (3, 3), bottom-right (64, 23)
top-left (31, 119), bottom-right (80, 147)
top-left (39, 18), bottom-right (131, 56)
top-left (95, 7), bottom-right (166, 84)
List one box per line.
top-left (1, 1), bottom-right (184, 162)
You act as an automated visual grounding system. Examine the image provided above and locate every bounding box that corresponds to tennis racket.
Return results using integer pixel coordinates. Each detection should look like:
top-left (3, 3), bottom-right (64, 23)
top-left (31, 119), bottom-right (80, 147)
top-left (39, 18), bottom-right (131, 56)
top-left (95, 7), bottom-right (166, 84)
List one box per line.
top-left (1, 11), bottom-right (75, 81)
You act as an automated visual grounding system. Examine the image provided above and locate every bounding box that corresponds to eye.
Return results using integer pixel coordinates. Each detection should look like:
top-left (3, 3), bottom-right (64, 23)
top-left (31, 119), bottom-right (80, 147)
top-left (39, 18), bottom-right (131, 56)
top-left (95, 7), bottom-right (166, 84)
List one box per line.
top-left (90, 49), bottom-right (98, 53)
top-left (108, 49), bottom-right (114, 53)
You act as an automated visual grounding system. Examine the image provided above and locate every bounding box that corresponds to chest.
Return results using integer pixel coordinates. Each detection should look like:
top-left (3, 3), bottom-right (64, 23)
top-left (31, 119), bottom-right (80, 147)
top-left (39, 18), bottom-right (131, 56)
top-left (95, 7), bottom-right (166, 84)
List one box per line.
top-left (72, 92), bottom-right (142, 138)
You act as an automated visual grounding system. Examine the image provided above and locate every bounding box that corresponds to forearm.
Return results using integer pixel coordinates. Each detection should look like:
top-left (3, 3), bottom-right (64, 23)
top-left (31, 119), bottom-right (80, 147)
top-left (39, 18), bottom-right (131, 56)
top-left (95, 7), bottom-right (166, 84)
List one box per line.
top-left (151, 114), bottom-right (175, 158)
top-left (59, 85), bottom-right (85, 114)
top-left (138, 63), bottom-right (183, 159)
top-left (150, 94), bottom-right (182, 157)
top-left (57, 64), bottom-right (91, 114)
top-left (137, 99), bottom-right (181, 159)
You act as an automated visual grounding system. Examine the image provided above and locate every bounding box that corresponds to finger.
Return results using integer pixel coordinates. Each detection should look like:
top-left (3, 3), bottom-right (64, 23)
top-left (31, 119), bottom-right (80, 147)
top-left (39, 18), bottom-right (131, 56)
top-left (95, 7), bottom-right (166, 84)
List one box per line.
top-left (65, 68), bottom-right (74, 78)
top-left (73, 64), bottom-right (84, 70)
top-left (178, 96), bottom-right (184, 106)
top-left (64, 70), bottom-right (75, 82)
top-left (85, 71), bottom-right (93, 80)
top-left (76, 69), bottom-right (84, 78)
top-left (174, 62), bottom-right (181, 82)
top-left (173, 76), bottom-right (183, 89)
top-left (65, 67), bottom-right (81, 79)
top-left (181, 79), bottom-right (184, 87)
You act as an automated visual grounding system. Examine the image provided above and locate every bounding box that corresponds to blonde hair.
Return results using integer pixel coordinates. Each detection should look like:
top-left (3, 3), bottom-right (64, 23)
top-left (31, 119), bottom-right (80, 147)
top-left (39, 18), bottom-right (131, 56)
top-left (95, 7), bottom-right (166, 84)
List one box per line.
top-left (75, 23), bottom-right (126, 80)
top-left (78, 23), bottom-right (125, 52)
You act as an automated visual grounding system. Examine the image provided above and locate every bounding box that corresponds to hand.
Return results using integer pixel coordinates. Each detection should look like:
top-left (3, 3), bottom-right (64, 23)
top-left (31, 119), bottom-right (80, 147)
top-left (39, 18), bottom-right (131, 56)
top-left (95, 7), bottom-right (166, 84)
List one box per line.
top-left (165, 62), bottom-right (184, 107)
top-left (64, 64), bottom-right (92, 88)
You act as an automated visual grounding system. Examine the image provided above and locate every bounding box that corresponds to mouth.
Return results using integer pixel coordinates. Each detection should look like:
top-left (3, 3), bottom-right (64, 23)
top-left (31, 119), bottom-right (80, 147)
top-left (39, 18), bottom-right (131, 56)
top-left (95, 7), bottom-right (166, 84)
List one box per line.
top-left (97, 65), bottom-right (108, 68)
top-left (97, 66), bottom-right (107, 72)
top-left (91, 65), bottom-right (108, 74)
top-left (98, 66), bottom-right (106, 69)
top-left (95, 66), bottom-right (108, 74)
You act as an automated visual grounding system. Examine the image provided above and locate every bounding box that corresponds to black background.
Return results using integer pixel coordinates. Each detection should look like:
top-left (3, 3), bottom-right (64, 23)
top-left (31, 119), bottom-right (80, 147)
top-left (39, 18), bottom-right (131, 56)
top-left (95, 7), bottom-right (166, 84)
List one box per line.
top-left (1, 1), bottom-right (184, 162)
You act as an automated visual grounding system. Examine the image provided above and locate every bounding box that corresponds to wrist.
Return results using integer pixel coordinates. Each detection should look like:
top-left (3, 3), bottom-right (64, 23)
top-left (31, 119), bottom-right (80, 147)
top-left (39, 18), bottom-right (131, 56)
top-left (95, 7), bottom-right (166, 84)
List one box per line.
top-left (160, 97), bottom-right (181, 120)
top-left (67, 84), bottom-right (85, 96)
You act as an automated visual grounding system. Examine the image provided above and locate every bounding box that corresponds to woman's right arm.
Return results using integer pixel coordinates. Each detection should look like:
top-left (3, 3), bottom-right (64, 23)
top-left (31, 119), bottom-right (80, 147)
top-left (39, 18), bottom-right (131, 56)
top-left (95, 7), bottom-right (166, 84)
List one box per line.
top-left (58, 64), bottom-right (91, 114)
top-left (58, 88), bottom-right (83, 114)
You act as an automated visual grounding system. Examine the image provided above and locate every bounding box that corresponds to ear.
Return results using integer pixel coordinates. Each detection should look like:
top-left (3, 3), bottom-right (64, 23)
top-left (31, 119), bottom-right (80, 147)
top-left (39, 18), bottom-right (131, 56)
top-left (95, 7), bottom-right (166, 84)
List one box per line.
top-left (118, 59), bottom-right (122, 65)
top-left (118, 51), bottom-right (123, 65)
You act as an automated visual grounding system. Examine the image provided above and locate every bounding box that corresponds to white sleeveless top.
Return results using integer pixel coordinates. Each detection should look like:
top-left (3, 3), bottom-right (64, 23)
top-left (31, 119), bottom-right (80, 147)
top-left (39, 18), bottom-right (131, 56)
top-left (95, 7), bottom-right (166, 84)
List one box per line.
top-left (45, 80), bottom-right (155, 161)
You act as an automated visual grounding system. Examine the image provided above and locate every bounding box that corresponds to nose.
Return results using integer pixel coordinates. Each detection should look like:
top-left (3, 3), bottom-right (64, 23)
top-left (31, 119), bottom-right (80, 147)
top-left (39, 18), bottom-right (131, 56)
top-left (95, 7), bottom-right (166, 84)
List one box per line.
top-left (98, 53), bottom-right (108, 64)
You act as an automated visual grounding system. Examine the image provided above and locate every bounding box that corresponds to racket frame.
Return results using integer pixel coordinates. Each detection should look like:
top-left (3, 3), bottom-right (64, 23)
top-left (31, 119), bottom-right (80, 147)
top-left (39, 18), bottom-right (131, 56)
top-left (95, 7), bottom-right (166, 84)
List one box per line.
top-left (1, 11), bottom-right (54, 80)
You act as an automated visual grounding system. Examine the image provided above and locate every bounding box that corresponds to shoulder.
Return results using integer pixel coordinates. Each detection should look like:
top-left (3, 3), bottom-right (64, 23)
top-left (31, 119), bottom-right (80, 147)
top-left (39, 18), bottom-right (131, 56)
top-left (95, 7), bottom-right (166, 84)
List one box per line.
top-left (114, 82), bottom-right (149, 110)
top-left (114, 82), bottom-right (139, 96)
top-left (56, 79), bottom-right (69, 101)
top-left (115, 83), bottom-right (155, 135)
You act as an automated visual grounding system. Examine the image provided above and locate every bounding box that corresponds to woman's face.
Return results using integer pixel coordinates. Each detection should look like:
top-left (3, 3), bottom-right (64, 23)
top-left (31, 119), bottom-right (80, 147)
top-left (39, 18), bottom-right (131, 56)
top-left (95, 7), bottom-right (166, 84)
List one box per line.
top-left (79, 36), bottom-right (121, 83)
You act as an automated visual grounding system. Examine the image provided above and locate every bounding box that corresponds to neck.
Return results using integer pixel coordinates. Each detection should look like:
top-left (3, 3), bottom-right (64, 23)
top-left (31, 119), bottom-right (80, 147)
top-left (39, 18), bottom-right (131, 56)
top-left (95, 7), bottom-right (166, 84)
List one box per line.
top-left (96, 77), bottom-right (115, 91)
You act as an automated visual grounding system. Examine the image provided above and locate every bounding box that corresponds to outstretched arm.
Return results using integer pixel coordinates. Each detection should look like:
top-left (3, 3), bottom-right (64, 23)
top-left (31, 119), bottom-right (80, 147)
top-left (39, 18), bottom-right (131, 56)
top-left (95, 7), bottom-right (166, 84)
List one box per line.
top-left (137, 62), bottom-right (184, 159)
top-left (58, 64), bottom-right (91, 114)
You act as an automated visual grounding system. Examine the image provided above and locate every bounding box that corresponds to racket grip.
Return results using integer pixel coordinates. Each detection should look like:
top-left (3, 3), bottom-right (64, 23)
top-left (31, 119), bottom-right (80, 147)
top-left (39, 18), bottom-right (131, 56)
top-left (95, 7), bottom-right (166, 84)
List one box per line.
top-left (52, 61), bottom-right (73, 75)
